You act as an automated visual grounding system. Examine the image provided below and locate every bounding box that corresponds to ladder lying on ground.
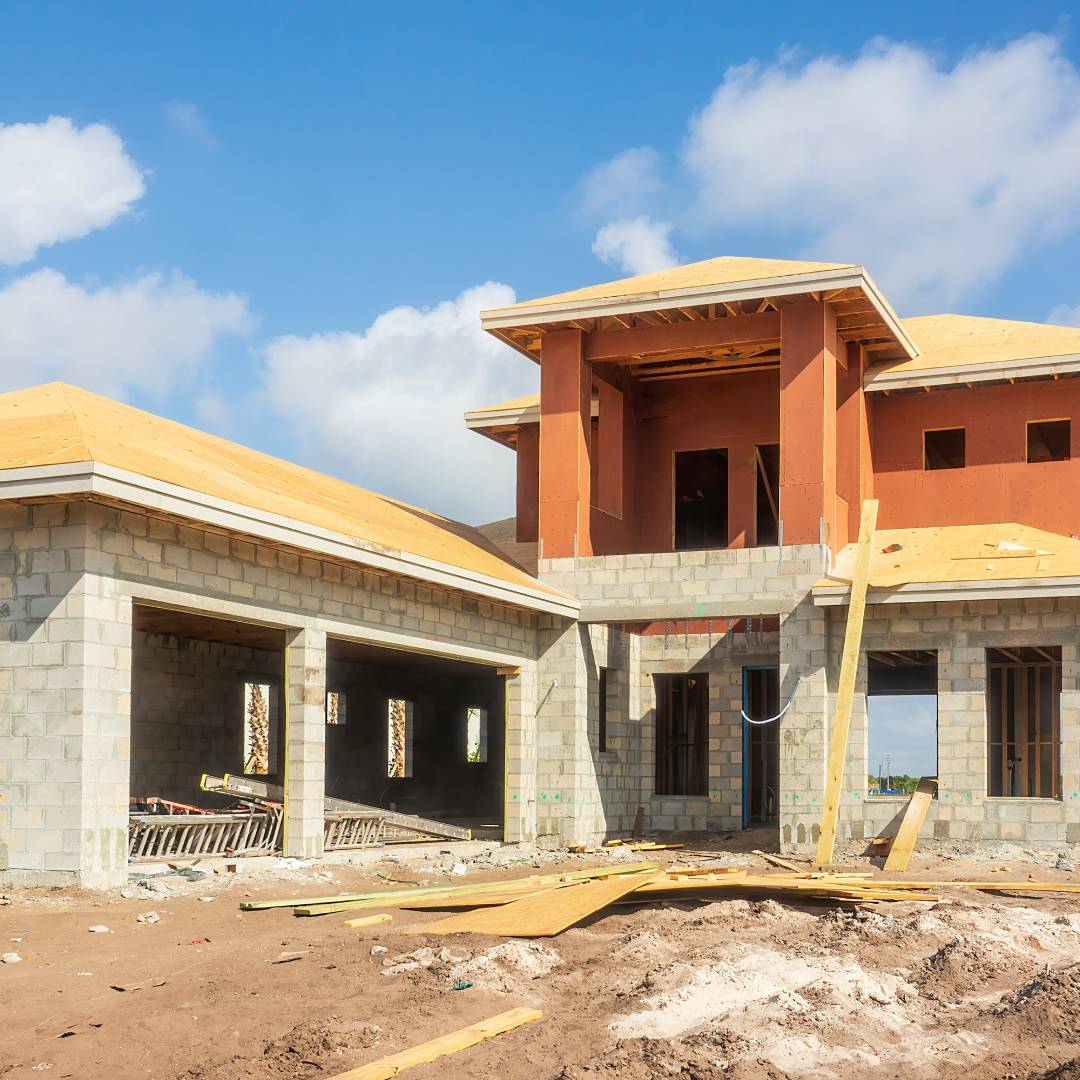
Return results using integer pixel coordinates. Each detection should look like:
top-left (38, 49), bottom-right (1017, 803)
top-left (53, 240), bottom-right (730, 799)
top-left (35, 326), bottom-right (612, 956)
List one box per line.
top-left (128, 802), bottom-right (283, 861)
top-left (202, 773), bottom-right (472, 849)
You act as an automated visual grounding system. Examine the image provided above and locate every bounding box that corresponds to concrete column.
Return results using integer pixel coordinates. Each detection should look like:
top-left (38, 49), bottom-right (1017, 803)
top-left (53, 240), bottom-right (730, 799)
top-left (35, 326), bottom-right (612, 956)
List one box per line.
top-left (284, 626), bottom-right (326, 858)
top-left (534, 617), bottom-right (603, 846)
top-left (0, 502), bottom-right (132, 888)
top-left (779, 597), bottom-right (830, 849)
top-left (539, 329), bottom-right (592, 558)
top-left (936, 642), bottom-right (987, 839)
top-left (504, 661), bottom-right (538, 843)
top-left (1061, 643), bottom-right (1080, 843)
top-left (779, 301), bottom-right (838, 547)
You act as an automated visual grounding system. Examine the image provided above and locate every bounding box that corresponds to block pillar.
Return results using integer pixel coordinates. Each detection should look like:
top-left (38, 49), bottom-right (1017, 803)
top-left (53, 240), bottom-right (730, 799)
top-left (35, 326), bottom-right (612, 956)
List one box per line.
top-left (779, 302), bottom-right (838, 547)
top-left (534, 617), bottom-right (603, 846)
top-left (503, 662), bottom-right (539, 843)
top-left (539, 329), bottom-right (592, 558)
top-left (284, 627), bottom-right (326, 858)
top-left (0, 502), bottom-right (132, 888)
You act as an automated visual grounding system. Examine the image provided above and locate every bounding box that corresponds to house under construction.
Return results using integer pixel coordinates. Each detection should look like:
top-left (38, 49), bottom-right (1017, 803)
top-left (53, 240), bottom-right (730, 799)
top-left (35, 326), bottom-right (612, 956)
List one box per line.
top-left (3, 255), bottom-right (1080, 888)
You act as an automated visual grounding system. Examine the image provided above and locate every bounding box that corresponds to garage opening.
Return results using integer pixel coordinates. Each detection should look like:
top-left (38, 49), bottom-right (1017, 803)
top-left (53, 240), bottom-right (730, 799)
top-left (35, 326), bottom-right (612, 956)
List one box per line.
top-left (131, 604), bottom-right (287, 808)
top-left (326, 638), bottom-right (506, 839)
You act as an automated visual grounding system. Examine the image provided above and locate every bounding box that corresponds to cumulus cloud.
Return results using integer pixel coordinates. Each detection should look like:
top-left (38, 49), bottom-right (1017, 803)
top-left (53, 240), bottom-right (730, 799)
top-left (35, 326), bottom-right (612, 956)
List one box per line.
top-left (258, 283), bottom-right (537, 523)
top-left (592, 216), bottom-right (679, 276)
top-left (0, 116), bottom-right (145, 265)
top-left (164, 101), bottom-right (215, 146)
top-left (581, 147), bottom-right (664, 217)
top-left (0, 268), bottom-right (255, 397)
top-left (588, 34), bottom-right (1080, 310)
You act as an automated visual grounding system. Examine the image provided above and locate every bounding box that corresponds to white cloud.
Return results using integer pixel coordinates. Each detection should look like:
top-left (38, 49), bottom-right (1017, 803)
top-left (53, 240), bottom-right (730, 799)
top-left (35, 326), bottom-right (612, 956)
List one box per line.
top-left (0, 116), bottom-right (145, 265)
top-left (1048, 302), bottom-right (1080, 327)
top-left (164, 101), bottom-right (215, 146)
top-left (588, 34), bottom-right (1080, 310)
top-left (592, 216), bottom-right (679, 276)
top-left (258, 283), bottom-right (537, 524)
top-left (581, 147), bottom-right (663, 216)
top-left (0, 268), bottom-right (255, 398)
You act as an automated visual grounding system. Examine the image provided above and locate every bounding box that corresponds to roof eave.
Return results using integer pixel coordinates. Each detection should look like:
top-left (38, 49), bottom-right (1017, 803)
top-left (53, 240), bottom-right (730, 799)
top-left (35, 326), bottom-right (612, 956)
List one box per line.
top-left (0, 461), bottom-right (579, 618)
top-left (813, 575), bottom-right (1080, 606)
top-left (865, 351), bottom-right (1080, 392)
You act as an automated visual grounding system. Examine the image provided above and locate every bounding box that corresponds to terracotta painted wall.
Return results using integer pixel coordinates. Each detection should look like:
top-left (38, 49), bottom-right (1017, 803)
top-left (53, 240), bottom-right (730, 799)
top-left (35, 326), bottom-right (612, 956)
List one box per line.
top-left (872, 379), bottom-right (1080, 534)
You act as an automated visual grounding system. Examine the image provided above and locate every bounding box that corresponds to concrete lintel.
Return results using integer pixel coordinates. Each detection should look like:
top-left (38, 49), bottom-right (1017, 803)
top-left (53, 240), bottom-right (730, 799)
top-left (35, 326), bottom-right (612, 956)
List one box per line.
top-left (578, 598), bottom-right (792, 623)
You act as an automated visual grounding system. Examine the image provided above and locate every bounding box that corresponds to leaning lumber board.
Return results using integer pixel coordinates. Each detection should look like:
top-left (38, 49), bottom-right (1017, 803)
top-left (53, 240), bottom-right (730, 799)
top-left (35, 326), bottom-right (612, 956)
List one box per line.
top-left (406, 873), bottom-right (660, 937)
top-left (326, 1007), bottom-right (542, 1080)
top-left (343, 913), bottom-right (393, 929)
top-left (883, 778), bottom-right (937, 872)
top-left (816, 498), bottom-right (879, 866)
top-left (399, 886), bottom-right (571, 911)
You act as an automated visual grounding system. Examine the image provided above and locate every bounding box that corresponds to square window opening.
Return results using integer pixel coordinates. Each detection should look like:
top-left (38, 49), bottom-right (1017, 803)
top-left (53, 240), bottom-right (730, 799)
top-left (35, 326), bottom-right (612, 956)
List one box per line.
top-left (866, 651), bottom-right (938, 795)
top-left (924, 428), bottom-right (965, 471)
top-left (326, 690), bottom-right (346, 726)
top-left (598, 667), bottom-right (609, 753)
top-left (1027, 419), bottom-right (1070, 463)
top-left (675, 449), bottom-right (728, 550)
top-left (654, 673), bottom-right (708, 796)
top-left (988, 647), bottom-right (1061, 798)
top-left (243, 680), bottom-right (277, 777)
top-left (466, 706), bottom-right (488, 763)
top-left (387, 698), bottom-right (414, 778)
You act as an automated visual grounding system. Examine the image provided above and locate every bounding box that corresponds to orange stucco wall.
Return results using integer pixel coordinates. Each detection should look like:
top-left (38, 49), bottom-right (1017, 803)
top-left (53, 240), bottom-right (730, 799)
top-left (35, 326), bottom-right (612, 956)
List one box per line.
top-left (871, 379), bottom-right (1080, 534)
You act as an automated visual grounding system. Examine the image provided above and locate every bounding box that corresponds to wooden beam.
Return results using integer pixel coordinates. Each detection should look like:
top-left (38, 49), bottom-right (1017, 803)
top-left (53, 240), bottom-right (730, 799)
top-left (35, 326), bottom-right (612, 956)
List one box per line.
top-left (816, 499), bottom-right (879, 866)
top-left (883, 778), bottom-right (937, 872)
top-left (584, 312), bottom-right (780, 362)
top-left (326, 1008), bottom-right (543, 1080)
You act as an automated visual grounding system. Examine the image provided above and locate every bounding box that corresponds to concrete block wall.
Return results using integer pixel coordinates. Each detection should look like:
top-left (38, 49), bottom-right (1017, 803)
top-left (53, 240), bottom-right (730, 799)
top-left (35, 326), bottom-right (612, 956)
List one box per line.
top-left (641, 626), bottom-right (780, 832)
top-left (1, 499), bottom-right (541, 886)
top-left (782, 597), bottom-right (1080, 850)
top-left (539, 544), bottom-right (828, 614)
top-left (130, 631), bottom-right (282, 804)
top-left (284, 627), bottom-right (326, 858)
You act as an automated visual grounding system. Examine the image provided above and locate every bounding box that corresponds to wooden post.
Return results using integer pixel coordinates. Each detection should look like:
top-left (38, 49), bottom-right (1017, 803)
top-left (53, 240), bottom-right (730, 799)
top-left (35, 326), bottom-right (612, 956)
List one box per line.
top-left (815, 498), bottom-right (878, 866)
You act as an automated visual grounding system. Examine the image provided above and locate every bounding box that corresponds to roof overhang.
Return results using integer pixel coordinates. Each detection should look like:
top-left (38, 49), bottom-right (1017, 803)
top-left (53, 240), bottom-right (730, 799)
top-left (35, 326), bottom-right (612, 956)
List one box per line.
top-left (0, 460), bottom-right (579, 618)
top-left (865, 351), bottom-right (1080, 393)
top-left (481, 265), bottom-right (919, 364)
top-left (814, 575), bottom-right (1080, 607)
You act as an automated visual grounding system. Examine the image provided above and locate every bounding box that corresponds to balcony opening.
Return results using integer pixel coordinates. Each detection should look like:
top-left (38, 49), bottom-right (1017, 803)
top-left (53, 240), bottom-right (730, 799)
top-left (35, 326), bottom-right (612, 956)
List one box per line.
top-left (1027, 419), bottom-right (1070, 463)
top-left (988, 647), bottom-right (1061, 798)
top-left (675, 449), bottom-right (728, 550)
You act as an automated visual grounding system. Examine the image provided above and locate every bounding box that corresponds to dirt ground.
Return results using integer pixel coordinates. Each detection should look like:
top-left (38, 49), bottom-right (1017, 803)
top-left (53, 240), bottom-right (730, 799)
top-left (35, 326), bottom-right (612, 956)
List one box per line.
top-left (3, 834), bottom-right (1080, 1080)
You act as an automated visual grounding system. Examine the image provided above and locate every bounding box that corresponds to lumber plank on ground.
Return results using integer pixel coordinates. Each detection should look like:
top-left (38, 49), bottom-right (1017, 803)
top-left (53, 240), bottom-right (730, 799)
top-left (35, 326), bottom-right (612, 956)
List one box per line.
top-left (752, 850), bottom-right (807, 873)
top-left (399, 885), bottom-right (570, 911)
top-left (326, 1007), bottom-right (541, 1080)
top-left (343, 913), bottom-right (393, 929)
top-left (816, 498), bottom-right (879, 866)
top-left (245, 862), bottom-right (658, 913)
top-left (406, 873), bottom-right (660, 937)
top-left (883, 778), bottom-right (937, 872)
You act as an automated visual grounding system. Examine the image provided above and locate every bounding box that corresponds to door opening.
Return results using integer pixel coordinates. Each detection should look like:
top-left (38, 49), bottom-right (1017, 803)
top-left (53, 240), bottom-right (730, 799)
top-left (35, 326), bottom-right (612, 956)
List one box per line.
top-left (742, 666), bottom-right (779, 826)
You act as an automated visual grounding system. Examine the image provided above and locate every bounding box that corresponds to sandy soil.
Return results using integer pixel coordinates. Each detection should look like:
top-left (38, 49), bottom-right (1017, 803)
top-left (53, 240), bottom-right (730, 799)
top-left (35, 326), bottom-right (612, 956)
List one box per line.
top-left (2, 838), bottom-right (1080, 1080)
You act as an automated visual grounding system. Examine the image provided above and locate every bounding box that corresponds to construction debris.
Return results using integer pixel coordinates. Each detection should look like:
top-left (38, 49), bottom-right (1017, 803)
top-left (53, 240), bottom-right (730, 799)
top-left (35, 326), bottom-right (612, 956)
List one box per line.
top-left (883, 777), bottom-right (938, 872)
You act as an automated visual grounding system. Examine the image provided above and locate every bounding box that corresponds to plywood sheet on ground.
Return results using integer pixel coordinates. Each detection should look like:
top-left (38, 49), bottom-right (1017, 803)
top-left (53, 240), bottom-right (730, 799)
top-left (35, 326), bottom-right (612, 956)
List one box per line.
top-left (406, 873), bottom-right (658, 937)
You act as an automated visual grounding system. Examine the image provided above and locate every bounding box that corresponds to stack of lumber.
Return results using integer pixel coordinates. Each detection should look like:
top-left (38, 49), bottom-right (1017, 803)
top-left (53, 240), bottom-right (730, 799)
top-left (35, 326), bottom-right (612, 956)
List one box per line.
top-left (241, 862), bottom-right (1080, 939)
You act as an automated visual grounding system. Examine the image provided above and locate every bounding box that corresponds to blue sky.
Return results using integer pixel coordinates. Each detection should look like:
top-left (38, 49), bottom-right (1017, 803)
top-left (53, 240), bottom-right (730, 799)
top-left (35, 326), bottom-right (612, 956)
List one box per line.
top-left (3, 3), bottom-right (1080, 523)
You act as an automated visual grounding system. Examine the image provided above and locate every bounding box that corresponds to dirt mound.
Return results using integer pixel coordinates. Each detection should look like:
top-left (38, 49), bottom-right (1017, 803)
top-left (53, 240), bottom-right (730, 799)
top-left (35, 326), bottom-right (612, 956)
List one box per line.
top-left (557, 1034), bottom-right (757, 1079)
top-left (991, 968), bottom-right (1080, 1042)
top-left (178, 1016), bottom-right (381, 1079)
top-left (1027, 1058), bottom-right (1080, 1079)
top-left (911, 934), bottom-right (1020, 1001)
top-left (447, 939), bottom-right (560, 994)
